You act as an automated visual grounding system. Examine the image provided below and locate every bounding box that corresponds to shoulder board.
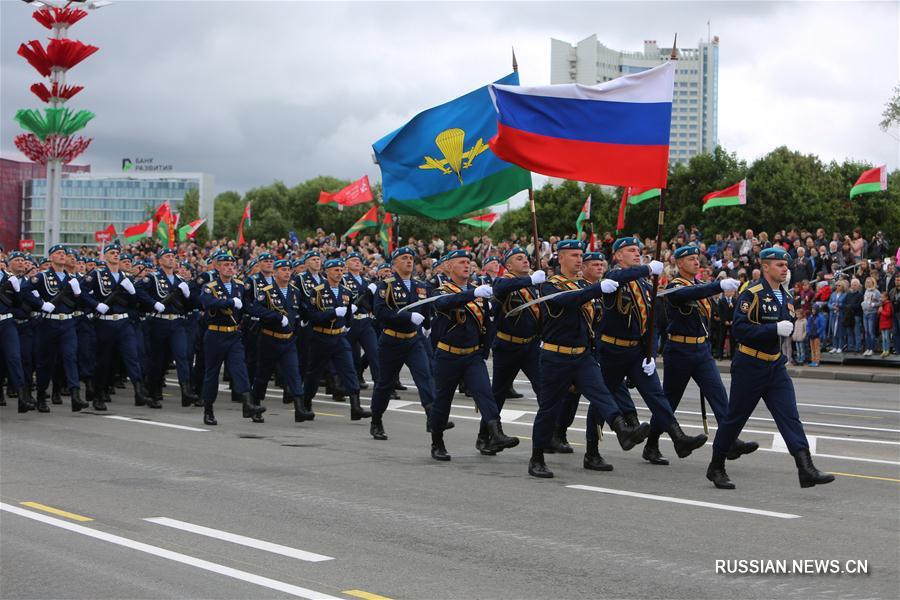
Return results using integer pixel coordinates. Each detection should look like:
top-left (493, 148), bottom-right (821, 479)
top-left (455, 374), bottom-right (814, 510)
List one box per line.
top-left (205, 281), bottom-right (218, 289)
top-left (672, 277), bottom-right (693, 286)
top-left (261, 285), bottom-right (273, 291)
top-left (289, 283), bottom-right (300, 291)
top-left (548, 275), bottom-right (569, 285)
top-left (233, 278), bottom-right (243, 285)
top-left (384, 277), bottom-right (395, 283)
top-left (747, 284), bottom-right (764, 294)
top-left (314, 284), bottom-right (325, 291)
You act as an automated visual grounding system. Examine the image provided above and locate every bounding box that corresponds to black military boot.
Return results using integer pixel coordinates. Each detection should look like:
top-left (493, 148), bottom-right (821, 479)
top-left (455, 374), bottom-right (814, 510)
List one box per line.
top-left (642, 432), bottom-right (670, 465)
top-left (302, 395), bottom-right (316, 421)
top-left (485, 420), bottom-right (519, 453)
top-left (423, 404), bottom-right (453, 432)
top-left (51, 385), bottom-right (62, 405)
top-left (0, 385), bottom-right (5, 407)
top-left (114, 375), bottom-right (127, 389)
top-left (357, 372), bottom-right (369, 390)
top-left (181, 383), bottom-right (200, 407)
top-left (293, 396), bottom-right (315, 423)
top-left (134, 381), bottom-right (147, 407)
top-left (140, 382), bottom-right (161, 409)
top-left (547, 426), bottom-right (573, 454)
top-left (430, 431), bottom-right (451, 461)
top-left (5, 384), bottom-right (15, 399)
top-left (70, 387), bottom-right (88, 412)
top-left (153, 381), bottom-right (164, 406)
top-left (35, 390), bottom-right (50, 413)
top-left (623, 411), bottom-right (640, 428)
top-left (349, 393), bottom-right (371, 421)
top-left (282, 389), bottom-right (292, 404)
top-left (249, 392), bottom-right (265, 423)
top-left (17, 387), bottom-right (35, 413)
top-left (101, 386), bottom-right (112, 405)
top-left (370, 413), bottom-right (388, 440)
top-left (726, 438), bottom-right (760, 460)
top-left (105, 385), bottom-right (115, 402)
top-left (389, 388), bottom-right (401, 400)
top-left (610, 415), bottom-right (650, 451)
top-left (393, 377), bottom-right (407, 391)
top-left (583, 439), bottom-right (613, 471)
top-left (794, 449), bottom-right (835, 488)
top-left (706, 452), bottom-right (735, 489)
top-left (475, 422), bottom-right (495, 455)
top-left (667, 421), bottom-right (708, 458)
top-left (87, 379), bottom-right (106, 411)
top-left (231, 388), bottom-right (242, 403)
top-left (241, 392), bottom-right (265, 419)
top-left (505, 385), bottom-right (523, 399)
top-left (528, 448), bottom-right (553, 478)
top-left (203, 403), bottom-right (217, 426)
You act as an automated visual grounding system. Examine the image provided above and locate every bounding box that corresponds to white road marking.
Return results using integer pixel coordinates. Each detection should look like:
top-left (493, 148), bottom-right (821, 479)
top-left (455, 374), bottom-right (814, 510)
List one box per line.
top-left (144, 517), bottom-right (333, 562)
top-left (499, 409), bottom-right (528, 422)
top-left (103, 416), bottom-right (209, 432)
top-left (566, 486), bottom-right (801, 519)
top-left (387, 400), bottom-right (416, 410)
top-left (771, 434), bottom-right (817, 454)
top-left (1, 503), bottom-right (342, 600)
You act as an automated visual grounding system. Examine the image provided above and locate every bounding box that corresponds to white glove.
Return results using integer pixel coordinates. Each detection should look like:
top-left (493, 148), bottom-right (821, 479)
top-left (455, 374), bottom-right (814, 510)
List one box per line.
top-left (120, 277), bottom-right (135, 295)
top-left (280, 315), bottom-right (289, 328)
top-left (300, 320), bottom-right (309, 327)
top-left (530, 270), bottom-right (546, 285)
top-left (9, 275), bottom-right (20, 292)
top-left (600, 279), bottom-right (619, 293)
top-left (474, 284), bottom-right (492, 298)
top-left (68, 278), bottom-right (81, 295)
top-left (41, 301), bottom-right (55, 314)
top-left (641, 357), bottom-right (656, 376)
top-left (153, 302), bottom-right (165, 313)
top-left (776, 320), bottom-right (794, 336)
top-left (409, 311), bottom-right (425, 326)
top-left (351, 304), bottom-right (358, 314)
top-left (719, 278), bottom-right (740, 292)
top-left (368, 283), bottom-right (377, 294)
top-left (713, 259), bottom-right (723, 269)
top-left (727, 261), bottom-right (735, 270)
top-left (96, 302), bottom-right (109, 315)
top-left (335, 306), bottom-right (347, 317)
top-left (423, 328), bottom-right (431, 338)
top-left (178, 281), bottom-right (190, 298)
top-left (231, 297), bottom-right (242, 310)
top-left (648, 260), bottom-right (664, 276)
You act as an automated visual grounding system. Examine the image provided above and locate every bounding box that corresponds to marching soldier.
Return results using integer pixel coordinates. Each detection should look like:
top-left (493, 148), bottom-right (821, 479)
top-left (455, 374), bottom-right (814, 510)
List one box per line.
top-left (342, 251), bottom-right (380, 390)
top-left (5, 252), bottom-right (36, 412)
top-left (136, 248), bottom-right (199, 410)
top-left (198, 252), bottom-right (263, 425)
top-left (0, 257), bottom-right (34, 412)
top-left (70, 251), bottom-right (99, 409)
top-left (597, 237), bottom-right (708, 460)
top-left (300, 258), bottom-right (371, 421)
top-left (248, 258), bottom-right (312, 423)
top-left (707, 247), bottom-right (834, 489)
top-left (243, 252), bottom-right (275, 386)
top-left (529, 240), bottom-right (650, 478)
top-left (643, 245), bottom-right (757, 465)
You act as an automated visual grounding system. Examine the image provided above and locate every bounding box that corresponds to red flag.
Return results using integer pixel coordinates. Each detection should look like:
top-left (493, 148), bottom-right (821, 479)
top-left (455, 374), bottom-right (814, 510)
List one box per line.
top-left (379, 212), bottom-right (394, 254)
top-left (237, 202), bottom-right (252, 246)
top-left (153, 201), bottom-right (171, 227)
top-left (344, 205), bottom-right (379, 239)
top-left (616, 187), bottom-right (629, 233)
top-left (318, 175), bottom-right (374, 209)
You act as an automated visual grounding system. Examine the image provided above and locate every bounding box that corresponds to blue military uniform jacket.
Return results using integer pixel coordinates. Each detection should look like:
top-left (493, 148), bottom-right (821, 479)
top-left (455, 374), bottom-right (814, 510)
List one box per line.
top-left (374, 275), bottom-right (431, 336)
top-left (249, 281), bottom-right (304, 335)
top-left (342, 272), bottom-right (374, 318)
top-left (81, 267), bottom-right (138, 315)
top-left (598, 265), bottom-right (656, 342)
top-left (492, 274), bottom-right (541, 341)
top-left (199, 276), bottom-right (247, 328)
top-left (732, 277), bottom-right (794, 357)
top-left (538, 275), bottom-right (605, 349)
top-left (297, 271), bottom-right (325, 301)
top-left (0, 271), bottom-right (24, 316)
top-left (137, 269), bottom-right (190, 315)
top-left (430, 281), bottom-right (492, 352)
top-left (664, 275), bottom-right (722, 340)
top-left (304, 281), bottom-right (352, 330)
top-left (23, 269), bottom-right (80, 315)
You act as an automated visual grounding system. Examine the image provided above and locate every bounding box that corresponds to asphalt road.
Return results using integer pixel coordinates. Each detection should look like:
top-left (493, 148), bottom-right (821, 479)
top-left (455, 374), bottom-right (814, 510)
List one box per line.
top-left (1, 369), bottom-right (898, 600)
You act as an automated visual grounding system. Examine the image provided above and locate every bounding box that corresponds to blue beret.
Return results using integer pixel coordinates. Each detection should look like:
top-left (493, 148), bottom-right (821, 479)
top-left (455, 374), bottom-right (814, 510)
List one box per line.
top-left (216, 253), bottom-right (235, 263)
top-left (8, 251), bottom-right (26, 260)
top-left (103, 243), bottom-right (121, 254)
top-left (346, 252), bottom-right (363, 262)
top-left (760, 247), bottom-right (790, 262)
top-left (73, 253), bottom-right (83, 261)
top-left (64, 247), bottom-right (77, 255)
top-left (95, 260), bottom-right (106, 267)
top-left (247, 258), bottom-right (258, 268)
top-left (257, 252), bottom-right (274, 261)
top-left (40, 256), bottom-right (51, 265)
top-left (85, 256), bottom-right (97, 263)
top-left (157, 247), bottom-right (175, 258)
top-left (303, 250), bottom-right (321, 260)
top-left (391, 246), bottom-right (415, 261)
top-left (292, 259), bottom-right (304, 268)
top-left (274, 259), bottom-right (291, 269)
top-left (120, 253), bottom-right (133, 262)
top-left (377, 262), bottom-right (391, 271)
top-left (445, 249), bottom-right (472, 261)
top-left (583, 251), bottom-right (606, 263)
top-left (557, 239), bottom-right (584, 252)
top-left (673, 246), bottom-right (699, 259)
top-left (612, 236), bottom-right (643, 252)
top-left (503, 247), bottom-right (527, 264)
top-left (324, 258), bottom-right (345, 269)
top-left (48, 244), bottom-right (66, 256)
top-left (482, 255), bottom-right (501, 267)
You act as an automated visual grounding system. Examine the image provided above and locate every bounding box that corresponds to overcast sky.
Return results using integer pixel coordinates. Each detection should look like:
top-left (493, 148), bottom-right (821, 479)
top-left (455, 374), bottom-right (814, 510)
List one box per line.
top-left (2, 0), bottom-right (897, 202)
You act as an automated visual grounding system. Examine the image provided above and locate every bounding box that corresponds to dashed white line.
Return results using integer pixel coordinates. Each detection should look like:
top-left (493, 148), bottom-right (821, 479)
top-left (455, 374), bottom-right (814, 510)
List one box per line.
top-left (103, 416), bottom-right (209, 432)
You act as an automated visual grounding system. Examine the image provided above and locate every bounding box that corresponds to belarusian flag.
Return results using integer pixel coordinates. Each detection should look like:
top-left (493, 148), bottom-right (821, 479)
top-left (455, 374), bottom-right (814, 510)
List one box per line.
top-left (379, 212), bottom-right (394, 254)
top-left (460, 212), bottom-right (498, 229)
top-left (702, 179), bottom-right (747, 212)
top-left (318, 175), bottom-right (374, 210)
top-left (850, 165), bottom-right (887, 198)
top-left (627, 186), bottom-right (661, 205)
top-left (124, 219), bottom-right (153, 243)
top-left (237, 201), bottom-right (251, 246)
top-left (575, 195), bottom-right (591, 240)
top-left (344, 205), bottom-right (379, 239)
top-left (178, 218), bottom-right (206, 241)
top-left (157, 212), bottom-right (176, 248)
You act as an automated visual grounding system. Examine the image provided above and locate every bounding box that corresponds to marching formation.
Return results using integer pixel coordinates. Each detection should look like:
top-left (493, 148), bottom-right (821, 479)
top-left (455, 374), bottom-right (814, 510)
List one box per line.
top-left (0, 239), bottom-right (835, 490)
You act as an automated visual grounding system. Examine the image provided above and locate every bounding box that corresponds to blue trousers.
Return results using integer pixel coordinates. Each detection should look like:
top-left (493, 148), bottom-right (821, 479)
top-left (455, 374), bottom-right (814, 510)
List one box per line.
top-left (243, 319), bottom-right (260, 385)
top-left (597, 344), bottom-right (676, 432)
top-left (534, 350), bottom-right (624, 450)
top-left (149, 317), bottom-right (191, 385)
top-left (16, 319), bottom-right (35, 386)
top-left (348, 319), bottom-right (380, 385)
top-left (0, 318), bottom-right (24, 388)
top-left (35, 318), bottom-right (79, 392)
top-left (255, 336), bottom-right (303, 397)
top-left (662, 342), bottom-right (729, 429)
top-left (95, 317), bottom-right (144, 390)
top-left (370, 335), bottom-right (434, 416)
top-left (75, 317), bottom-right (96, 380)
top-left (559, 377), bottom-right (633, 443)
top-left (431, 350), bottom-right (499, 433)
top-left (303, 334), bottom-right (359, 399)
top-left (713, 354), bottom-right (809, 456)
top-left (201, 330), bottom-right (250, 404)
top-left (490, 339), bottom-right (540, 412)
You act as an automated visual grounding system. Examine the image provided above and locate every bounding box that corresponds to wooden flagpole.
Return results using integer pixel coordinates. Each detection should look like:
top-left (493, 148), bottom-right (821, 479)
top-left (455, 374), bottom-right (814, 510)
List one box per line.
top-left (512, 47), bottom-right (542, 270)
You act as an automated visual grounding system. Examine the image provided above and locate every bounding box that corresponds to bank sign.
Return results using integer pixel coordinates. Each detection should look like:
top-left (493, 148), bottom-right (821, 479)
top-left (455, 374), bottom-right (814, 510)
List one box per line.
top-left (122, 158), bottom-right (174, 172)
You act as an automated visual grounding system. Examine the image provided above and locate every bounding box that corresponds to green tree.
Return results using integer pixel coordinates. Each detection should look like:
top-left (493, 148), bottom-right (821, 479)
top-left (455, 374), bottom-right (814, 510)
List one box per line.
top-left (880, 83), bottom-right (900, 131)
top-left (179, 188), bottom-right (209, 244)
top-left (212, 190), bottom-right (243, 239)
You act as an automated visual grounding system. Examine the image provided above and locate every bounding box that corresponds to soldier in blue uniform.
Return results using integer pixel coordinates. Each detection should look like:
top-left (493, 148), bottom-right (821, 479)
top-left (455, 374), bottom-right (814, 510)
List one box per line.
top-left (21, 244), bottom-right (88, 412)
top-left (369, 247), bottom-right (442, 440)
top-left (529, 240), bottom-right (650, 478)
top-left (243, 252), bottom-right (275, 387)
top-left (342, 251), bottom-right (380, 390)
top-left (248, 258), bottom-right (313, 423)
top-left (428, 250), bottom-right (518, 461)
top-left (0, 256), bottom-right (34, 412)
top-left (301, 258), bottom-right (371, 421)
top-left (643, 245), bottom-right (757, 465)
top-left (707, 247), bottom-right (834, 489)
top-left (485, 247), bottom-right (544, 454)
top-left (198, 252), bottom-right (262, 425)
top-left (69, 251), bottom-right (99, 409)
top-left (136, 247), bottom-right (199, 410)
top-left (189, 257), bottom-right (217, 399)
top-left (597, 237), bottom-right (708, 460)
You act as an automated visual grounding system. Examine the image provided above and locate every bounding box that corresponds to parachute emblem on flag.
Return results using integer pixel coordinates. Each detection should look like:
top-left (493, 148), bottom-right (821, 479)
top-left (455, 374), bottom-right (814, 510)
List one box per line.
top-left (418, 128), bottom-right (490, 183)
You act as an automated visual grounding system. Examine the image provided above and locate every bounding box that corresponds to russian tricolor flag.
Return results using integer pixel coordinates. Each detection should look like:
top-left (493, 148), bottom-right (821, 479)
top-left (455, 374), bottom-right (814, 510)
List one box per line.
top-left (488, 61), bottom-right (675, 188)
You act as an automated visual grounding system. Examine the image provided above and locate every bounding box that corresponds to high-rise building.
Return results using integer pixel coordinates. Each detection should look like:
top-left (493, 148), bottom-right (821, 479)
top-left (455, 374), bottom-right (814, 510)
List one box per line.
top-left (550, 34), bottom-right (719, 165)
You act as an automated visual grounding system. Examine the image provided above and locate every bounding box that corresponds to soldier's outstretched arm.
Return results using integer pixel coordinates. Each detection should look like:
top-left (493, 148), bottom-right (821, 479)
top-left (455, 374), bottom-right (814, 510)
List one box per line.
top-left (431, 287), bottom-right (476, 311)
top-left (665, 281), bottom-right (725, 304)
top-left (491, 275), bottom-right (532, 300)
top-left (543, 282), bottom-right (604, 307)
top-left (603, 265), bottom-right (651, 284)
